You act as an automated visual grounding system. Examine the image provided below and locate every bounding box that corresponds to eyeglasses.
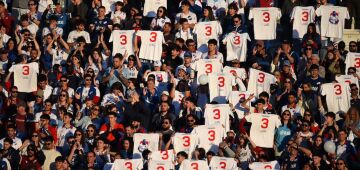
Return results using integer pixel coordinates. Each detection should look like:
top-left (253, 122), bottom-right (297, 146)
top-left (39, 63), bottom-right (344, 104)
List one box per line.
top-left (302, 124), bottom-right (309, 127)
top-left (75, 133), bottom-right (82, 136)
top-left (60, 94), bottom-right (67, 97)
top-left (44, 142), bottom-right (52, 146)
top-left (12, 91), bottom-right (18, 93)
top-left (351, 88), bottom-right (358, 91)
top-left (85, 79), bottom-right (91, 81)
top-left (233, 20), bottom-right (240, 23)
top-left (158, 10), bottom-right (163, 13)
top-left (285, 81), bottom-right (291, 83)
top-left (187, 119), bottom-right (195, 122)
top-left (32, 134), bottom-right (38, 137)
top-left (87, 129), bottom-right (94, 132)
top-left (336, 162), bottom-right (344, 165)
top-left (283, 113), bottom-right (290, 116)
top-left (306, 48), bottom-right (312, 50)
top-left (60, 79), bottom-right (67, 82)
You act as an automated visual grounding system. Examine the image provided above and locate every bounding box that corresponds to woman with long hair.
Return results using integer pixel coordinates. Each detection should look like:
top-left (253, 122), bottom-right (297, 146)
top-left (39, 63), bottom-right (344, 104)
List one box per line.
top-left (52, 90), bottom-right (74, 114)
top-left (275, 110), bottom-right (294, 157)
top-left (150, 6), bottom-right (171, 30)
top-left (199, 6), bottom-right (215, 22)
top-left (303, 110), bottom-right (320, 134)
top-left (302, 23), bottom-right (321, 52)
top-left (344, 107), bottom-right (360, 142)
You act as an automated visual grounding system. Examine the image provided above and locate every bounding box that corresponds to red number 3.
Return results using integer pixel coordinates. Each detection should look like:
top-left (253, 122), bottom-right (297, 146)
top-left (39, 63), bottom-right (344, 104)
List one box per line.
top-left (257, 72), bottom-right (265, 83)
top-left (22, 66), bottom-right (29, 75)
top-left (355, 58), bottom-right (360, 68)
top-left (205, 64), bottom-right (212, 74)
top-left (218, 77), bottom-right (225, 87)
top-left (150, 32), bottom-right (157, 42)
top-left (120, 34), bottom-right (127, 45)
top-left (334, 84), bottom-right (342, 95)
top-left (205, 26), bottom-right (212, 36)
top-left (263, 12), bottom-right (270, 22)
top-left (208, 130), bottom-right (215, 141)
top-left (261, 118), bottom-right (269, 128)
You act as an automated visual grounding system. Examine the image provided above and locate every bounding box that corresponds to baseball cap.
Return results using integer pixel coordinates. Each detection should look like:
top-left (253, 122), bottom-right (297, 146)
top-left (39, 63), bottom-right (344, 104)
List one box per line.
top-left (154, 60), bottom-right (162, 67)
top-left (162, 91), bottom-right (170, 96)
top-left (283, 60), bottom-right (291, 67)
top-left (184, 51), bottom-right (192, 58)
top-left (177, 65), bottom-right (187, 73)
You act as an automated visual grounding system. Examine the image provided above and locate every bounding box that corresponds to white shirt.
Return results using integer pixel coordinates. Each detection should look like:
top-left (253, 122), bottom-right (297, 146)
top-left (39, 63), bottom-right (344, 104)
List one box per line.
top-left (208, 73), bottom-right (236, 103)
top-left (249, 161), bottom-right (280, 170)
top-left (52, 87), bottom-right (75, 99)
top-left (57, 125), bottom-right (76, 147)
top-left (247, 68), bottom-right (276, 97)
top-left (179, 160), bottom-right (209, 170)
top-left (137, 31), bottom-right (164, 61)
top-left (150, 150), bottom-right (175, 162)
top-left (8, 62), bottom-right (39, 92)
top-left (109, 30), bottom-right (135, 57)
top-left (315, 5), bottom-right (350, 38)
top-left (110, 11), bottom-right (126, 24)
top-left (204, 104), bottom-right (232, 135)
top-left (193, 59), bottom-right (223, 84)
top-left (201, 51), bottom-right (224, 64)
top-left (111, 159), bottom-right (143, 170)
top-left (246, 113), bottom-right (281, 148)
top-left (320, 82), bottom-right (351, 114)
top-left (172, 133), bottom-right (197, 154)
top-left (151, 17), bottom-right (171, 29)
top-left (42, 85), bottom-right (53, 100)
top-left (148, 160), bottom-right (173, 170)
top-left (18, 24), bottom-right (39, 36)
top-left (132, 133), bottom-right (159, 159)
top-left (146, 71), bottom-right (169, 87)
top-left (67, 30), bottom-right (91, 44)
top-left (209, 156), bottom-right (238, 170)
top-left (336, 75), bottom-right (359, 88)
top-left (290, 6), bottom-right (315, 39)
top-left (143, 0), bottom-right (167, 17)
top-left (49, 48), bottom-right (68, 66)
top-left (42, 27), bottom-right (63, 37)
top-left (227, 91), bottom-right (254, 119)
top-left (249, 7), bottom-right (281, 40)
top-left (223, 32), bottom-right (251, 62)
top-left (172, 90), bottom-right (185, 116)
top-left (175, 28), bottom-right (194, 42)
top-left (345, 52), bottom-right (360, 75)
top-left (191, 124), bottom-right (224, 152)
top-left (175, 12), bottom-right (197, 25)
top-left (193, 21), bottom-right (223, 53)
top-left (223, 66), bottom-right (247, 90)
top-left (122, 65), bottom-right (138, 79)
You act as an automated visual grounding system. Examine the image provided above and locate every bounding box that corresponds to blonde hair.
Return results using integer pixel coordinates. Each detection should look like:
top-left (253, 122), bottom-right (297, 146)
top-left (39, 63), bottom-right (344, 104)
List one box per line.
top-left (344, 107), bottom-right (360, 129)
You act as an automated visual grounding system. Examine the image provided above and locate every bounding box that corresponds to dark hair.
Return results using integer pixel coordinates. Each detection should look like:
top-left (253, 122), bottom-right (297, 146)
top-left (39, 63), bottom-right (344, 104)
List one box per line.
top-left (179, 18), bottom-right (188, 25)
top-left (203, 6), bottom-right (215, 21)
top-left (177, 151), bottom-right (188, 159)
top-left (181, 0), bottom-right (191, 6)
top-left (207, 39), bottom-right (217, 45)
top-left (228, 2), bottom-right (239, 11)
top-left (281, 110), bottom-right (292, 129)
top-left (157, 6), bottom-right (167, 18)
top-left (107, 111), bottom-right (117, 117)
top-left (4, 137), bottom-right (13, 145)
top-left (38, 74), bottom-right (47, 82)
top-left (40, 114), bottom-right (51, 120)
top-left (232, 14), bottom-right (242, 22)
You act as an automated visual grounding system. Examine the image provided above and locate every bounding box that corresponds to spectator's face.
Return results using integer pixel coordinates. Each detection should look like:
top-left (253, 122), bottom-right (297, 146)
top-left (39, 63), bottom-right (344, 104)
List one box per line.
top-left (181, 4), bottom-right (189, 12)
top-left (203, 9), bottom-right (209, 17)
top-left (301, 123), bottom-right (310, 131)
top-left (256, 103), bottom-right (264, 110)
top-left (85, 76), bottom-right (92, 86)
top-left (55, 161), bottom-right (63, 170)
top-left (123, 140), bottom-right (130, 149)
top-left (126, 126), bottom-right (135, 136)
top-left (336, 160), bottom-right (346, 169)
top-left (44, 102), bottom-right (52, 111)
top-left (338, 131), bottom-right (347, 141)
top-left (40, 118), bottom-right (49, 127)
top-left (86, 127), bottom-right (95, 136)
top-left (63, 115), bottom-right (71, 124)
top-left (147, 80), bottom-right (155, 89)
top-left (288, 95), bottom-right (296, 104)
top-left (113, 58), bottom-right (121, 68)
top-left (108, 115), bottom-right (116, 124)
top-left (28, 1), bottom-right (36, 9)
top-left (96, 140), bottom-right (105, 149)
top-left (349, 43), bottom-right (357, 52)
top-left (208, 44), bottom-right (216, 52)
top-left (187, 42), bottom-right (196, 51)
top-left (17, 106), bottom-right (26, 114)
top-left (161, 119), bottom-right (171, 129)
top-left (77, 24), bottom-right (85, 31)
top-left (310, 68), bottom-right (319, 77)
top-left (315, 137), bottom-right (322, 146)
top-left (160, 103), bottom-right (169, 112)
top-left (163, 24), bottom-right (171, 32)
top-left (75, 131), bottom-right (82, 140)
top-left (98, 8), bottom-right (105, 17)
top-left (228, 8), bottom-right (236, 15)
top-left (312, 156), bottom-right (321, 165)
top-left (171, 49), bottom-right (180, 56)
top-left (43, 141), bottom-right (53, 150)
top-left (303, 84), bottom-right (311, 92)
top-left (176, 155), bottom-right (185, 164)
top-left (87, 152), bottom-right (96, 163)
top-left (282, 111), bottom-right (291, 120)
top-left (7, 128), bottom-right (16, 138)
top-left (55, 5), bottom-right (62, 13)
top-left (0, 5), bottom-right (4, 13)
top-left (3, 141), bottom-right (11, 150)
top-left (305, 46), bottom-right (313, 55)
top-left (233, 18), bottom-right (241, 26)
top-left (187, 117), bottom-right (195, 126)
top-left (348, 69), bottom-right (356, 75)
top-left (39, 81), bottom-right (47, 89)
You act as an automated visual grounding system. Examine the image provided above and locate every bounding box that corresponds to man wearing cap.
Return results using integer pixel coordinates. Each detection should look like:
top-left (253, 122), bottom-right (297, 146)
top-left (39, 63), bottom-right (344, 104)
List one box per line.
top-left (176, 52), bottom-right (193, 76)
